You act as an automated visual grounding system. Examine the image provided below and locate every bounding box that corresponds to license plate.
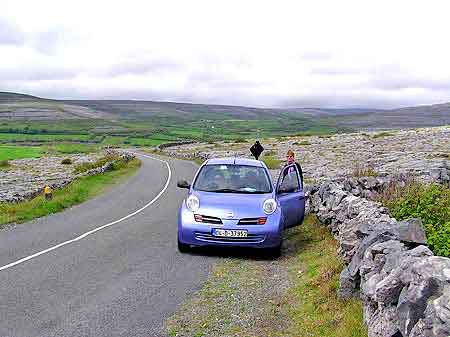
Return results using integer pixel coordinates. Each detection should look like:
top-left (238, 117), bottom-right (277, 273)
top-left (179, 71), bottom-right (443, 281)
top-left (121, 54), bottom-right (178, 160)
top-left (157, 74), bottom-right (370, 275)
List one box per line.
top-left (212, 229), bottom-right (248, 237)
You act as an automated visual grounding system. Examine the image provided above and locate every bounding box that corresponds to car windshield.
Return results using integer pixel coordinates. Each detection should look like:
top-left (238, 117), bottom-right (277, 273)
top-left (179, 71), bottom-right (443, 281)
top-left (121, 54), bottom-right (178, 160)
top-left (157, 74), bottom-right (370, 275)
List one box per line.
top-left (193, 164), bottom-right (272, 193)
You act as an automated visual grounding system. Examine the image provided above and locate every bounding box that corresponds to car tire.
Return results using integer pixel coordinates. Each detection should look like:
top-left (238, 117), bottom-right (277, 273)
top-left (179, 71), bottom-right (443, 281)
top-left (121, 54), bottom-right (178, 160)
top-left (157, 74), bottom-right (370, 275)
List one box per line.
top-left (265, 242), bottom-right (282, 258)
top-left (177, 238), bottom-right (190, 253)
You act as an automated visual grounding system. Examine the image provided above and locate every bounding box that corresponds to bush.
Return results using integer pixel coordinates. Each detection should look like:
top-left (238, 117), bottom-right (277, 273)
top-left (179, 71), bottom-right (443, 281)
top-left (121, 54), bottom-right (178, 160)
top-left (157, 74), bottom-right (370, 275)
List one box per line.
top-left (352, 163), bottom-right (378, 177)
top-left (61, 158), bottom-right (73, 165)
top-left (0, 160), bottom-right (10, 168)
top-left (74, 162), bottom-right (95, 174)
top-left (233, 137), bottom-right (247, 143)
top-left (74, 153), bottom-right (124, 174)
top-left (372, 131), bottom-right (395, 139)
top-left (380, 181), bottom-right (450, 257)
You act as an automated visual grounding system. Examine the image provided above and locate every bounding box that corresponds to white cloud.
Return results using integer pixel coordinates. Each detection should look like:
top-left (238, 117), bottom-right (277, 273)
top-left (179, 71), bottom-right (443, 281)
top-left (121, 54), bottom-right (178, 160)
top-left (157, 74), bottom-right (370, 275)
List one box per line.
top-left (1, 0), bottom-right (450, 108)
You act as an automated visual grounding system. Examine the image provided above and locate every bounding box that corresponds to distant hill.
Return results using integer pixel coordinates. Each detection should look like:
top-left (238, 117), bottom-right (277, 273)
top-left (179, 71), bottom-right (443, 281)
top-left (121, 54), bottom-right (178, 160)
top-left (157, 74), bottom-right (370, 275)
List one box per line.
top-left (65, 100), bottom-right (286, 120)
top-left (330, 102), bottom-right (450, 129)
top-left (1, 91), bottom-right (450, 130)
top-left (0, 92), bottom-right (43, 103)
top-left (0, 92), bottom-right (115, 120)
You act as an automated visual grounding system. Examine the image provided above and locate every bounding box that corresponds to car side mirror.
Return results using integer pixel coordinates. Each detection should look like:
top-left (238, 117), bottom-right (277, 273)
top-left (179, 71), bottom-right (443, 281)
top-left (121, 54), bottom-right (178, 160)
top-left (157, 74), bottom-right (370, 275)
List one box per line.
top-left (177, 180), bottom-right (191, 189)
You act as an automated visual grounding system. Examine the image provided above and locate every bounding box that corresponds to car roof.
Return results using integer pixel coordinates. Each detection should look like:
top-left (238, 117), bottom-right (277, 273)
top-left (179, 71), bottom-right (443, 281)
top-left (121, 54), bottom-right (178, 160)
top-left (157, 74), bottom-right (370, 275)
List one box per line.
top-left (205, 157), bottom-right (265, 167)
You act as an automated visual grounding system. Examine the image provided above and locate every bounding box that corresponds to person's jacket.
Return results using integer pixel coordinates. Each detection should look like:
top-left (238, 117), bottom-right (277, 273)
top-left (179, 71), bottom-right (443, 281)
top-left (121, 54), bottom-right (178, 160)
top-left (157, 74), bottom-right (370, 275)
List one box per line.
top-left (250, 142), bottom-right (264, 159)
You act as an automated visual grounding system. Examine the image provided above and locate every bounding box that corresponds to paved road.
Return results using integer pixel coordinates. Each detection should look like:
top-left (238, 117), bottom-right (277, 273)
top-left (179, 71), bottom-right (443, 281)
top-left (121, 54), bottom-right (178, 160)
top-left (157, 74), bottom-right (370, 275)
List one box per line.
top-left (0, 154), bottom-right (214, 337)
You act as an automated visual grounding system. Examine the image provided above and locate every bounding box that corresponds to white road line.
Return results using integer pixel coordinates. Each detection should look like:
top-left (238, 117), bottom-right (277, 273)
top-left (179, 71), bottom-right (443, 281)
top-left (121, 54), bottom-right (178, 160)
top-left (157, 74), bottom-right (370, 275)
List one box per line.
top-left (0, 153), bottom-right (171, 272)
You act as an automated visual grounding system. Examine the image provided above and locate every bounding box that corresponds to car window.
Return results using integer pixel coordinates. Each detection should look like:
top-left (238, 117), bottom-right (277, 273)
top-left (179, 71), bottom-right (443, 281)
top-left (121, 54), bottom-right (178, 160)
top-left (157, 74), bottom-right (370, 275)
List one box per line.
top-left (278, 165), bottom-right (300, 193)
top-left (193, 164), bottom-right (272, 193)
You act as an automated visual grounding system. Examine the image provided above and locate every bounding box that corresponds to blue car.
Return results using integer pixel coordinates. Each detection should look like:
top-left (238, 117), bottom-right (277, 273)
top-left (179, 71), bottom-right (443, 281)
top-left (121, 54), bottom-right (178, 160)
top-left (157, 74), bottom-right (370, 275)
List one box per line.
top-left (177, 157), bottom-right (305, 256)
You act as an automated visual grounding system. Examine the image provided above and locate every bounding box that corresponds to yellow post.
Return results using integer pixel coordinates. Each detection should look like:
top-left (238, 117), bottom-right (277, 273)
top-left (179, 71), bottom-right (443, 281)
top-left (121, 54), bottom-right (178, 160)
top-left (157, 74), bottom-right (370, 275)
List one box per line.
top-left (44, 185), bottom-right (53, 200)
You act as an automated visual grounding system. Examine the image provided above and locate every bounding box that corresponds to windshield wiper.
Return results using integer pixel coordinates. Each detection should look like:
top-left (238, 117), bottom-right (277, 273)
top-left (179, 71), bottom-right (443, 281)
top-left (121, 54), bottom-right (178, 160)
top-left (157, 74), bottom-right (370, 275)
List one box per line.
top-left (209, 188), bottom-right (241, 193)
top-left (206, 188), bottom-right (270, 194)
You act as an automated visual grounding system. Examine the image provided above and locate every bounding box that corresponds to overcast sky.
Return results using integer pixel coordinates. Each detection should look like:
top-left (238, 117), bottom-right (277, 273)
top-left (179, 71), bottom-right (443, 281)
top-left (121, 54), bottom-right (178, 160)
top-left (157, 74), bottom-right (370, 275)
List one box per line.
top-left (1, 0), bottom-right (450, 108)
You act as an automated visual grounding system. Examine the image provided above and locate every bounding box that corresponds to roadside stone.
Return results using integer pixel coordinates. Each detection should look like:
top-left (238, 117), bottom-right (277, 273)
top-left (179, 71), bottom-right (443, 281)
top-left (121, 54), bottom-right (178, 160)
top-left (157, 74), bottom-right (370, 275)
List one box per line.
top-left (366, 305), bottom-right (400, 337)
top-left (394, 218), bottom-right (427, 245)
top-left (409, 290), bottom-right (450, 337)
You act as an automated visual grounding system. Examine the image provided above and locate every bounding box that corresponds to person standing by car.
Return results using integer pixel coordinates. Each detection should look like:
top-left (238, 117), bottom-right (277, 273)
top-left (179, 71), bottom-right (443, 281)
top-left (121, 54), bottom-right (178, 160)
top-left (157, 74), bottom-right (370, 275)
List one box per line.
top-left (284, 149), bottom-right (304, 188)
top-left (250, 140), bottom-right (264, 160)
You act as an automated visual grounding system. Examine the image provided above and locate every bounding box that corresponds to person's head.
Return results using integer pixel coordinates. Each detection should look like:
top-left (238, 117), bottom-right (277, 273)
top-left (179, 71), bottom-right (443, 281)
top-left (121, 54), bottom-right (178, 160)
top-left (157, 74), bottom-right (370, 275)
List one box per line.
top-left (286, 149), bottom-right (295, 164)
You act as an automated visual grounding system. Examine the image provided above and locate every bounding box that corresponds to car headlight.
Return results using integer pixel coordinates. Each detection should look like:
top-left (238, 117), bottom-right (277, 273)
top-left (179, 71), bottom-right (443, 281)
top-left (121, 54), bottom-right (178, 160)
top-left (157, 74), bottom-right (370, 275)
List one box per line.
top-left (263, 198), bottom-right (277, 215)
top-left (186, 194), bottom-right (200, 212)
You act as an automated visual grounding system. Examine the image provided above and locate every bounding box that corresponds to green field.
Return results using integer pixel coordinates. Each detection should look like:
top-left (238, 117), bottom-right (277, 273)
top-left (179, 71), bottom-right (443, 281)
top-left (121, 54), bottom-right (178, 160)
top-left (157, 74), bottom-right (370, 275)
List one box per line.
top-left (0, 113), bottom-right (343, 147)
top-left (0, 94), bottom-right (350, 155)
top-left (0, 145), bottom-right (44, 160)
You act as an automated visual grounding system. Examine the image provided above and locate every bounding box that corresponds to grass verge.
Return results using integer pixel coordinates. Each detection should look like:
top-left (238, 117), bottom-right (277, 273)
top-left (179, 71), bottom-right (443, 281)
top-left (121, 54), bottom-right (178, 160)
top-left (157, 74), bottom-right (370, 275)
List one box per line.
top-left (0, 158), bottom-right (141, 227)
top-left (165, 214), bottom-right (367, 337)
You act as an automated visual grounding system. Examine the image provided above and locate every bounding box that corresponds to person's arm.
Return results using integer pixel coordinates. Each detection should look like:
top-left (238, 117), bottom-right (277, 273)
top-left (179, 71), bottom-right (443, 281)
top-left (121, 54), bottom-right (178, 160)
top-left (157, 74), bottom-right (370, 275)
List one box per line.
top-left (296, 162), bottom-right (304, 188)
top-left (250, 145), bottom-right (256, 157)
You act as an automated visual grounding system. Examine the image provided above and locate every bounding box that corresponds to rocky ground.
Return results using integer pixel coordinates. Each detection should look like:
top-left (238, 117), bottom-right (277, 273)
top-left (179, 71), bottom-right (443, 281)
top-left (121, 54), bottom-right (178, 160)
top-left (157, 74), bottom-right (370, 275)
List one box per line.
top-left (0, 151), bottom-right (138, 203)
top-left (0, 154), bottom-right (102, 203)
top-left (161, 126), bottom-right (450, 184)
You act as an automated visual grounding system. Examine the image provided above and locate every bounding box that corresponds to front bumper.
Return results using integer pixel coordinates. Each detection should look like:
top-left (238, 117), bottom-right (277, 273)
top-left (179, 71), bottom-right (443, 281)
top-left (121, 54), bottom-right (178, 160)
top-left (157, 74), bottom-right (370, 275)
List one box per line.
top-left (178, 205), bottom-right (283, 249)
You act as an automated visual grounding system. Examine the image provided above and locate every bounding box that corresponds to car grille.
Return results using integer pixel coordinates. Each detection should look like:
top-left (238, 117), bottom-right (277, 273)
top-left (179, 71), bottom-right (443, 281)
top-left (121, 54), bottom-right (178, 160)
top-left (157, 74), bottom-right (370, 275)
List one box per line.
top-left (194, 232), bottom-right (265, 243)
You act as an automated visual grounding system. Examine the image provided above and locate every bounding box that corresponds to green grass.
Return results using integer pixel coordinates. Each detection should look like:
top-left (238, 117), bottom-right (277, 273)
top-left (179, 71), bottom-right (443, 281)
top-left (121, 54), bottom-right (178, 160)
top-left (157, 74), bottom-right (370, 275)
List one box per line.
top-left (0, 132), bottom-right (92, 143)
top-left (166, 214), bottom-right (367, 337)
top-left (46, 143), bottom-right (100, 154)
top-left (264, 150), bottom-right (277, 156)
top-left (0, 158), bottom-right (141, 226)
top-left (372, 131), bottom-right (395, 139)
top-left (283, 215), bottom-right (366, 337)
top-left (262, 156), bottom-right (282, 169)
top-left (0, 145), bottom-right (44, 160)
top-left (0, 114), bottom-right (345, 145)
top-left (127, 137), bottom-right (168, 146)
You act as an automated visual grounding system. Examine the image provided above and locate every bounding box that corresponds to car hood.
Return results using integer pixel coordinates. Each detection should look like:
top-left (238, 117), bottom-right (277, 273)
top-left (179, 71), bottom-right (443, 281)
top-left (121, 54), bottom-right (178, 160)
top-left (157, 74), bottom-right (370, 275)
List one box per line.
top-left (193, 191), bottom-right (273, 219)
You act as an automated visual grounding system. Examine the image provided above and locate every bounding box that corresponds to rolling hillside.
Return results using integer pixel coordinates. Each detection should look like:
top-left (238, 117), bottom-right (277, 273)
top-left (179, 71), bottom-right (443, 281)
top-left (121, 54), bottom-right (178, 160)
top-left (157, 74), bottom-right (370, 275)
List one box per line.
top-left (1, 91), bottom-right (450, 130)
top-left (0, 92), bottom-right (115, 120)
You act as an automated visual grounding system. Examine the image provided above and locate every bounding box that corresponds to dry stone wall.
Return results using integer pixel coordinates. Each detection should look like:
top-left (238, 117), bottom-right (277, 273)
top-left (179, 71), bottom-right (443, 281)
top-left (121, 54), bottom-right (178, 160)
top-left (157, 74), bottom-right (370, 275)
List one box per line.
top-left (307, 177), bottom-right (450, 337)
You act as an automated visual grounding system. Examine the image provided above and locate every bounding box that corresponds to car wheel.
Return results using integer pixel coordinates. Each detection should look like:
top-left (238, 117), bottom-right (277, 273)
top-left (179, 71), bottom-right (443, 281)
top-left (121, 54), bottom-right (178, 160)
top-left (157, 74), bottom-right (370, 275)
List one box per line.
top-left (177, 238), bottom-right (190, 253)
top-left (265, 242), bottom-right (282, 258)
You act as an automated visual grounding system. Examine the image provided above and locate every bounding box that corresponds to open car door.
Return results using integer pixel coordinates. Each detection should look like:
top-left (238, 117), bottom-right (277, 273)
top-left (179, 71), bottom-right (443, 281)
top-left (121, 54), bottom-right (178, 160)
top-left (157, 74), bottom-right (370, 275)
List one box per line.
top-left (276, 164), bottom-right (305, 228)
